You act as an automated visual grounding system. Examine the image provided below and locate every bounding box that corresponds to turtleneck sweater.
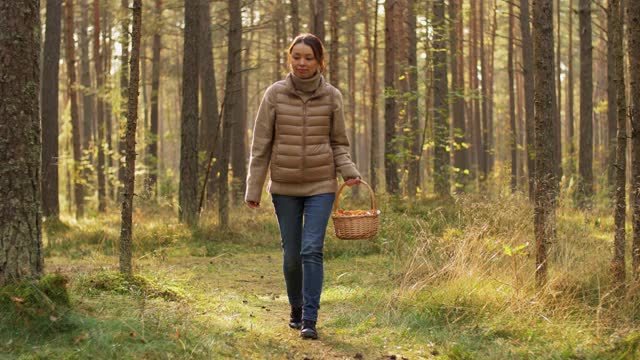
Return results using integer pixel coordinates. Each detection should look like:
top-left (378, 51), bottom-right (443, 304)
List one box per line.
top-left (289, 71), bottom-right (323, 102)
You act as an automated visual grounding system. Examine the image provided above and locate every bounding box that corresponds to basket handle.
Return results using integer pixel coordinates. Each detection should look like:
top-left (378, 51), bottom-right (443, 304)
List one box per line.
top-left (333, 180), bottom-right (377, 213)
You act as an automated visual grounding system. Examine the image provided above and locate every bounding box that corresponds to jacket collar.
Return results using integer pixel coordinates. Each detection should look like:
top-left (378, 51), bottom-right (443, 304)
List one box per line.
top-left (284, 72), bottom-right (328, 100)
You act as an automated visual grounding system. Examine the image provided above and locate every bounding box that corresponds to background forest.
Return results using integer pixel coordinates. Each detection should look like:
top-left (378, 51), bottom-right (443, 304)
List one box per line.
top-left (1, 0), bottom-right (640, 358)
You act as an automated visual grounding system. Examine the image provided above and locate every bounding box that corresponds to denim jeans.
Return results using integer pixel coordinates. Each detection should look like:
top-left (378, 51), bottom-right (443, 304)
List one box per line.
top-left (271, 192), bottom-right (336, 322)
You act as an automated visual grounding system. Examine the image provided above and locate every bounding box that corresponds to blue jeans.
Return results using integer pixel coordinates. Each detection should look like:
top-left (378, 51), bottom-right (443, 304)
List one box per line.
top-left (271, 192), bottom-right (336, 322)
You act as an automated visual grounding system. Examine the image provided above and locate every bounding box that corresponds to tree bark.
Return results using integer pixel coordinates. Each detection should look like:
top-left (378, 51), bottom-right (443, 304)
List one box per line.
top-left (309, 0), bottom-right (325, 42)
top-left (290, 0), bottom-right (300, 37)
top-left (628, 0), bottom-right (640, 278)
top-left (219, 0), bottom-right (242, 228)
top-left (42, 0), bottom-right (63, 219)
top-left (509, 0), bottom-right (517, 193)
top-left (145, 0), bottom-right (162, 197)
top-left (470, 0), bottom-right (482, 184)
top-left (197, 0), bottom-right (220, 203)
top-left (610, 0), bottom-right (627, 285)
top-left (567, 0), bottom-right (576, 178)
top-left (179, 0), bottom-right (199, 226)
top-left (532, 0), bottom-right (557, 287)
top-left (365, 0), bottom-right (380, 191)
top-left (520, 0), bottom-right (535, 200)
top-left (577, 0), bottom-right (593, 208)
top-left (329, 0), bottom-right (339, 88)
top-left (432, 0), bottom-right (449, 196)
top-left (449, 0), bottom-right (467, 192)
top-left (347, 0), bottom-right (359, 196)
top-left (606, 0), bottom-right (617, 190)
top-left (479, 0), bottom-right (488, 186)
top-left (407, 0), bottom-right (421, 197)
top-left (0, 0), bottom-right (44, 286)
top-left (384, 0), bottom-right (399, 194)
top-left (118, 0), bottom-right (131, 202)
top-left (80, 0), bottom-right (94, 153)
top-left (64, 0), bottom-right (84, 218)
top-left (119, 0), bottom-right (142, 275)
top-left (95, 0), bottom-right (107, 213)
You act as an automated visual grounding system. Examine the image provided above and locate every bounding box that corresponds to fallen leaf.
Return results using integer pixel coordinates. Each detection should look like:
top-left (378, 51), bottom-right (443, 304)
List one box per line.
top-left (10, 296), bottom-right (25, 304)
top-left (49, 315), bottom-right (59, 322)
top-left (73, 333), bottom-right (89, 344)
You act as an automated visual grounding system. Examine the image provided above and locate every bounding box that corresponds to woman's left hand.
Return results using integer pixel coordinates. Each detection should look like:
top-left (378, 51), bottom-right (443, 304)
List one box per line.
top-left (345, 177), bottom-right (361, 187)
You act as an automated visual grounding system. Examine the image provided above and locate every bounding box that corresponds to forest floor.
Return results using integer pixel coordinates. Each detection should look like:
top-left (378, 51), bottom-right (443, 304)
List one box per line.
top-left (2, 191), bottom-right (640, 359)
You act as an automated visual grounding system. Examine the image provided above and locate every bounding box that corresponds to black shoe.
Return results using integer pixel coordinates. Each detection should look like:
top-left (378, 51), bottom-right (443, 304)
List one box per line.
top-left (300, 319), bottom-right (318, 339)
top-left (289, 306), bottom-right (302, 329)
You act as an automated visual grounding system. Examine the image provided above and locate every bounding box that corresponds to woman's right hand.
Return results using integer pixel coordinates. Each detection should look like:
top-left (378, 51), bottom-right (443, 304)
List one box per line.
top-left (246, 201), bottom-right (260, 209)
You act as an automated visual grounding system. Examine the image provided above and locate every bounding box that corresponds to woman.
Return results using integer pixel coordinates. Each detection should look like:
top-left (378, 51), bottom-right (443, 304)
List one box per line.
top-left (245, 33), bottom-right (361, 340)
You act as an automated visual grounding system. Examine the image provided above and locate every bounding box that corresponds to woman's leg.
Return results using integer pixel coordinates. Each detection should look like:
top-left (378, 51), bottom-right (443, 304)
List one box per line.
top-left (272, 194), bottom-right (304, 308)
top-left (300, 193), bottom-right (336, 322)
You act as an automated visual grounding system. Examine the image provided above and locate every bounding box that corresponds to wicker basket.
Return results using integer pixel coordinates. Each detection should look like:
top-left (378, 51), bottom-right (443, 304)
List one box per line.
top-left (331, 180), bottom-right (380, 240)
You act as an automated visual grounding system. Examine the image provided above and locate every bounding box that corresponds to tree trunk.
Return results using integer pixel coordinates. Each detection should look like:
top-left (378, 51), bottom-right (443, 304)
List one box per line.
top-left (230, 24), bottom-right (247, 205)
top-left (555, 0), bottom-right (562, 181)
top-left (432, 0), bottom-right (449, 196)
top-left (103, 7), bottom-right (114, 201)
top-left (329, 0), bottom-right (339, 88)
top-left (470, 0), bottom-right (482, 184)
top-left (219, 0), bottom-right (242, 228)
top-left (509, 0), bottom-right (517, 193)
top-left (0, 0), bottom-right (44, 285)
top-left (449, 0), bottom-right (467, 192)
top-left (365, 0), bottom-right (380, 191)
top-left (520, 0), bottom-right (536, 200)
top-left (406, 0), bottom-right (421, 197)
top-left (628, 0), bottom-right (640, 278)
top-left (347, 0), bottom-right (359, 196)
top-left (64, 0), bottom-right (84, 218)
top-left (145, 0), bottom-right (162, 197)
top-left (41, 0), bottom-right (63, 219)
top-left (179, 0), bottom-right (199, 226)
top-left (384, 0), bottom-right (399, 194)
top-left (532, 0), bottom-right (557, 287)
top-left (567, 0), bottom-right (576, 178)
top-left (607, 0), bottom-right (618, 190)
top-left (118, 0), bottom-right (131, 202)
top-left (119, 0), bottom-right (142, 275)
top-left (198, 0), bottom-right (220, 203)
top-left (80, 0), bottom-right (94, 154)
top-left (479, 0), bottom-right (488, 186)
top-left (95, 0), bottom-right (107, 213)
top-left (610, 0), bottom-right (627, 285)
top-left (577, 0), bottom-right (593, 208)
top-left (290, 0), bottom-right (300, 37)
top-left (309, 0), bottom-right (325, 42)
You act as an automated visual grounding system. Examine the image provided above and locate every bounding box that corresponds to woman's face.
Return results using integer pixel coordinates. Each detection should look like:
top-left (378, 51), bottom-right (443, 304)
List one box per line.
top-left (289, 43), bottom-right (319, 79)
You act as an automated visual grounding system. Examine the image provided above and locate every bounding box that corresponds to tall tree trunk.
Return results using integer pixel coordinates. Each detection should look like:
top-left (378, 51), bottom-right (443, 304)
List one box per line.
top-left (486, 0), bottom-right (497, 174)
top-left (118, 0), bottom-right (131, 202)
top-left (219, 0), bottom-right (242, 228)
top-left (80, 0), bottom-right (94, 154)
top-left (64, 0), bottom-right (84, 218)
top-left (406, 0), bottom-right (421, 197)
top-left (119, 0), bottom-right (142, 275)
top-left (479, 0), bottom-right (488, 186)
top-left (520, 0), bottom-right (535, 200)
top-left (432, 0), bottom-right (449, 196)
top-left (509, 0), bottom-right (517, 193)
top-left (470, 0), bottom-right (482, 184)
top-left (347, 0), bottom-right (358, 196)
top-left (103, 7), bottom-right (113, 200)
top-left (179, 0), bottom-right (199, 226)
top-left (329, 0), bottom-right (339, 88)
top-left (95, 0), bottom-right (107, 213)
top-left (577, 0), bottom-right (593, 208)
top-left (309, 0), bottom-right (325, 42)
top-left (449, 0), bottom-right (467, 192)
top-left (42, 0), bottom-right (63, 219)
top-left (384, 0), bottom-right (399, 194)
top-left (230, 21), bottom-right (247, 204)
top-left (628, 0), bottom-right (640, 278)
top-left (567, 0), bottom-right (576, 178)
top-left (532, 0), bottom-right (557, 287)
top-left (145, 0), bottom-right (162, 197)
top-left (611, 0), bottom-right (627, 285)
top-left (606, 0), bottom-right (618, 190)
top-left (365, 0), bottom-right (380, 191)
top-left (555, 0), bottom-right (562, 180)
top-left (198, 0), bottom-right (220, 203)
top-left (290, 0), bottom-right (300, 37)
top-left (0, 0), bottom-right (44, 286)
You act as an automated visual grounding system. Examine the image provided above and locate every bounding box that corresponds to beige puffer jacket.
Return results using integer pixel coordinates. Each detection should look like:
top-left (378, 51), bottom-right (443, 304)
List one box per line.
top-left (245, 72), bottom-right (360, 203)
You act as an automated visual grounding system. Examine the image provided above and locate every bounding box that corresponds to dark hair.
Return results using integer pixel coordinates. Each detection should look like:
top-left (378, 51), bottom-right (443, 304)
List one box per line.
top-left (287, 33), bottom-right (326, 73)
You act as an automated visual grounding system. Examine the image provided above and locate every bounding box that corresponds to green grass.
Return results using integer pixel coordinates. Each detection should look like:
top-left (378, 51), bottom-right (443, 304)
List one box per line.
top-left (2, 193), bottom-right (639, 359)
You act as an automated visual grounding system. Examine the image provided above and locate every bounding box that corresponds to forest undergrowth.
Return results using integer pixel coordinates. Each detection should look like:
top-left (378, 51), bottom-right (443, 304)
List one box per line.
top-left (1, 187), bottom-right (640, 359)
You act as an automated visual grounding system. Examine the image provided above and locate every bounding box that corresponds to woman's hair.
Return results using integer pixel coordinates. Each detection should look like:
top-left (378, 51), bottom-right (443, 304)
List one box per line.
top-left (287, 33), bottom-right (326, 73)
